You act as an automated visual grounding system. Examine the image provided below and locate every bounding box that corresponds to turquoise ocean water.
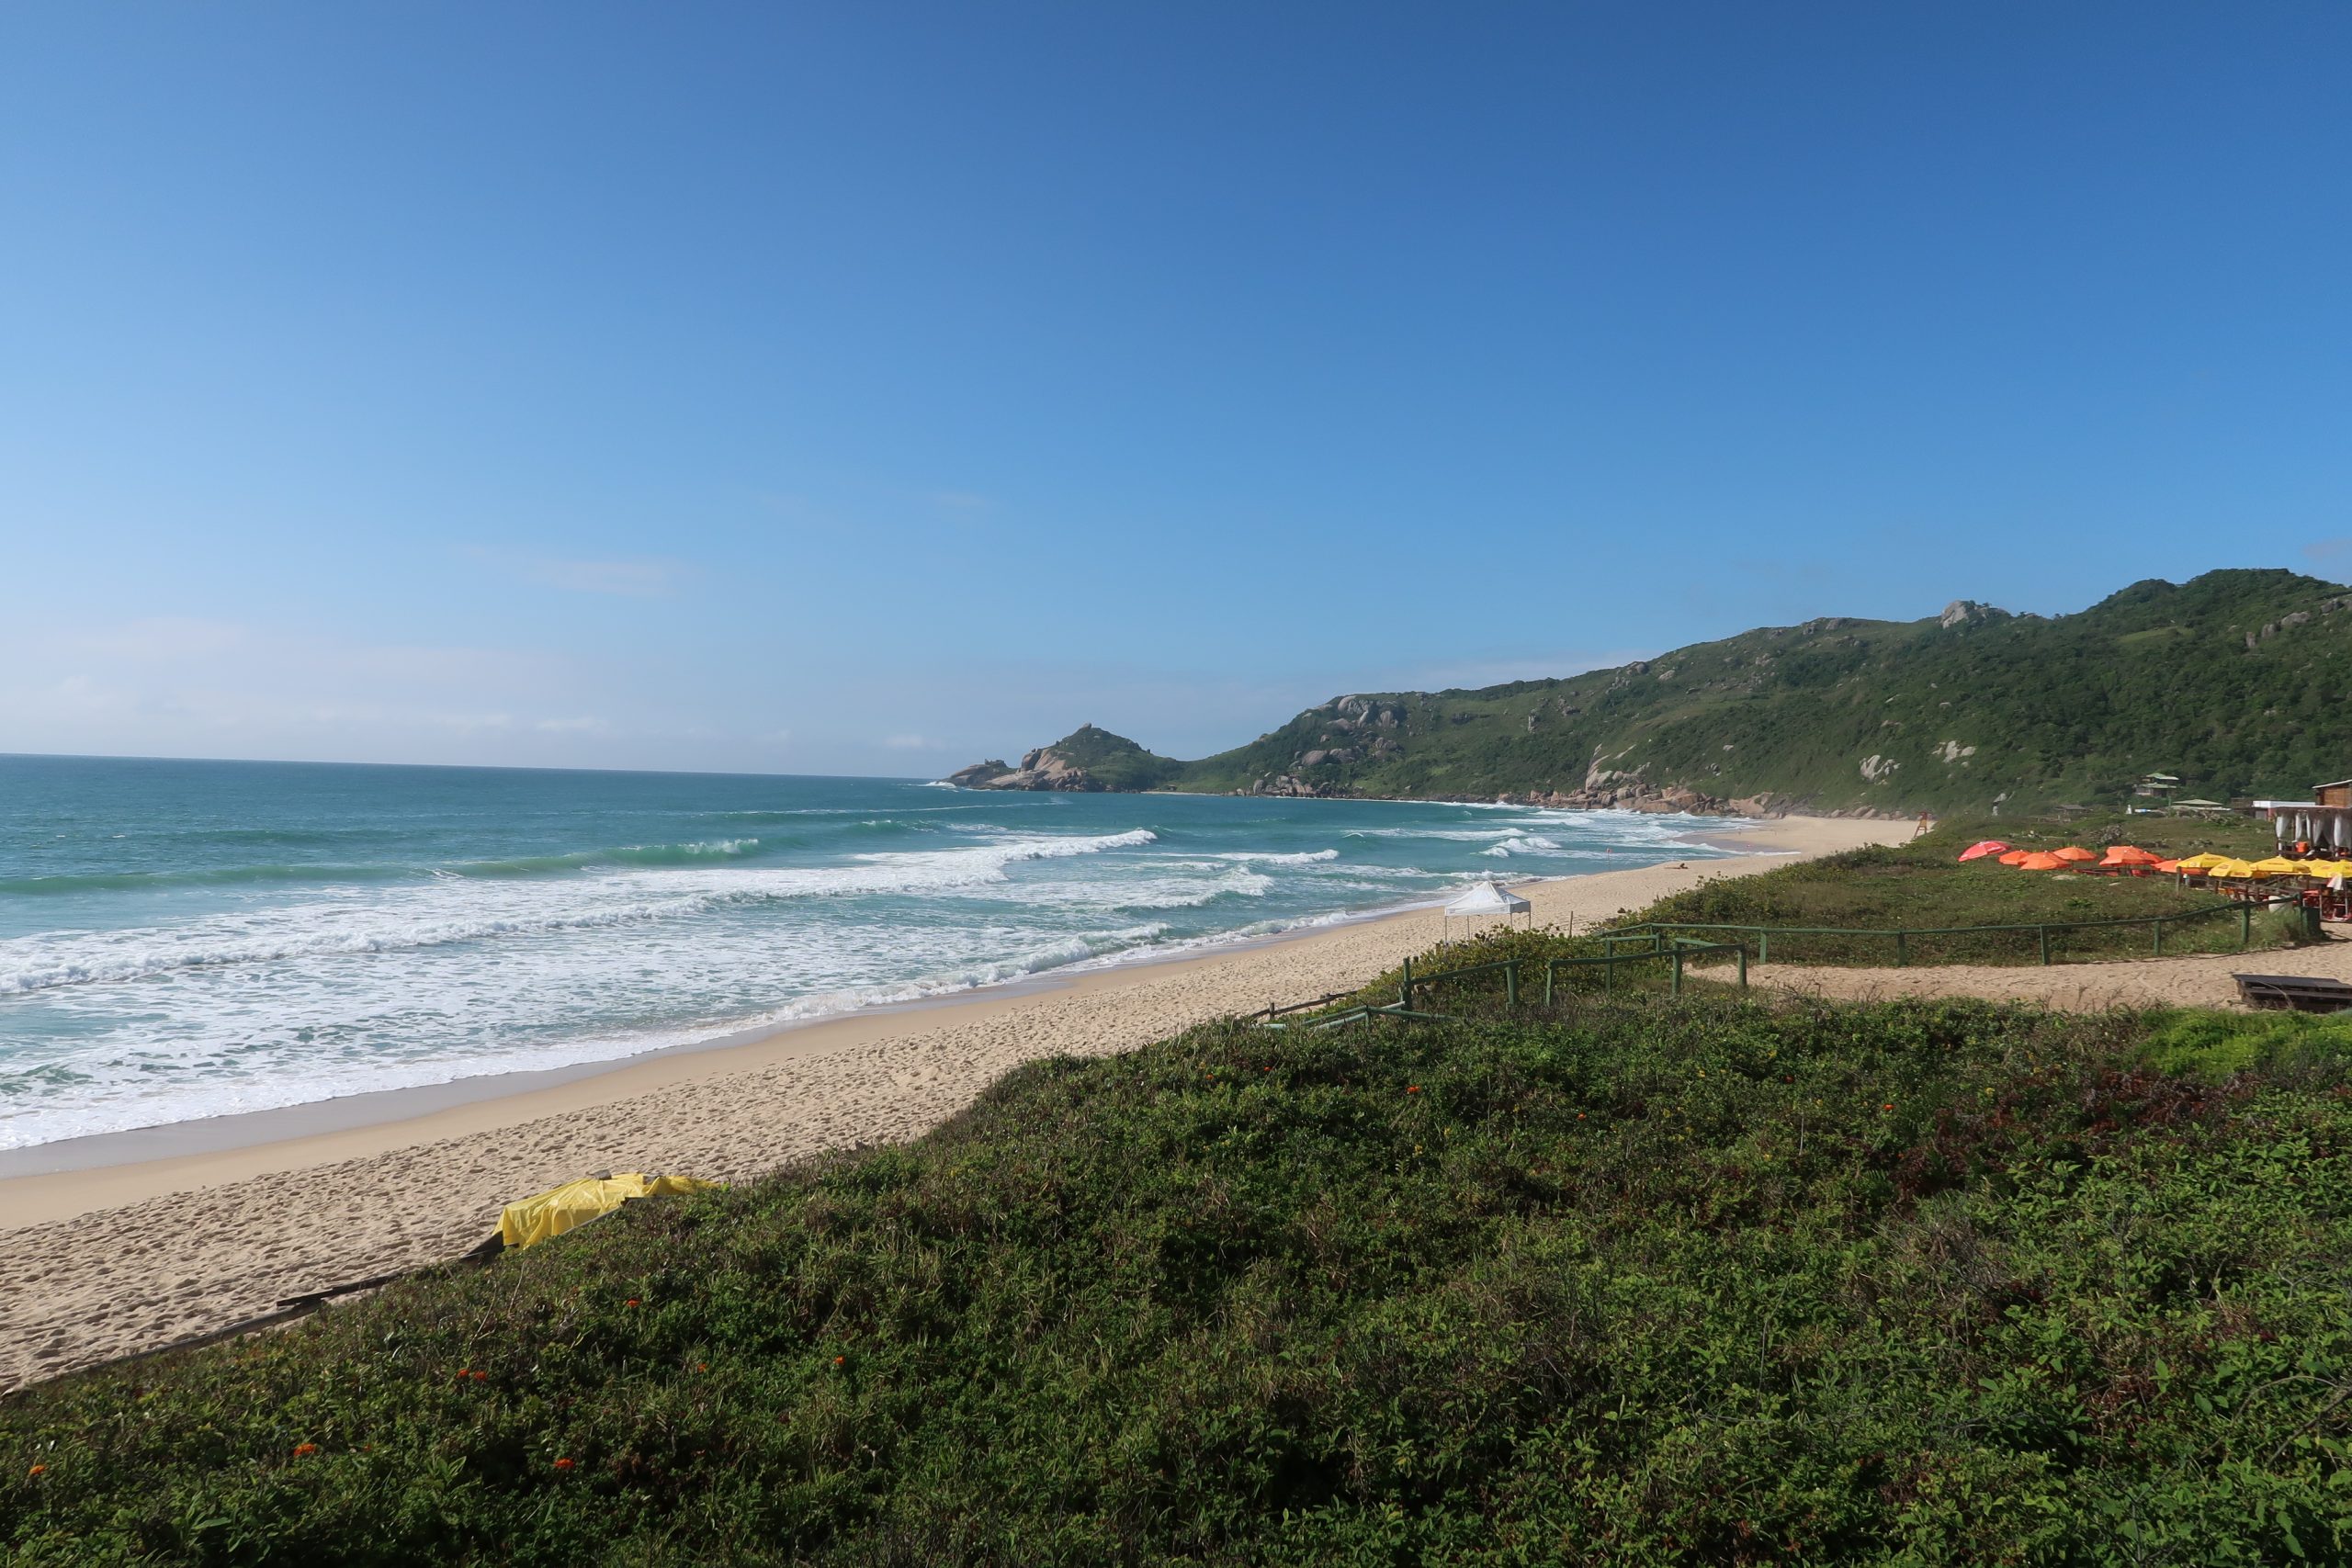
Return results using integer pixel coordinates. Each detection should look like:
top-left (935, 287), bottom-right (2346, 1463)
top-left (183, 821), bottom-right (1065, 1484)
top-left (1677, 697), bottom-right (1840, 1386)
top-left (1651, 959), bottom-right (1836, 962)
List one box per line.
top-left (0, 755), bottom-right (1746, 1149)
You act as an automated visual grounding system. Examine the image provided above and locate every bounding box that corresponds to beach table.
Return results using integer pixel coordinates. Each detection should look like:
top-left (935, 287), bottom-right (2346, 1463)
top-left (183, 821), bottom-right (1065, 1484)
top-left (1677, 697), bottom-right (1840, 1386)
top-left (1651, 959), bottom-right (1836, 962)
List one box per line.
top-left (2233, 973), bottom-right (2352, 1013)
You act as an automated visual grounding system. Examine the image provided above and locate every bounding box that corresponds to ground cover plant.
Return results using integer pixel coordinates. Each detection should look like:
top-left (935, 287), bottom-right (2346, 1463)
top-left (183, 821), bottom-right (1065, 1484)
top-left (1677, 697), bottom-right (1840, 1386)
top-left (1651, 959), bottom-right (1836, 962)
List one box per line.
top-left (9, 995), bottom-right (2352, 1565)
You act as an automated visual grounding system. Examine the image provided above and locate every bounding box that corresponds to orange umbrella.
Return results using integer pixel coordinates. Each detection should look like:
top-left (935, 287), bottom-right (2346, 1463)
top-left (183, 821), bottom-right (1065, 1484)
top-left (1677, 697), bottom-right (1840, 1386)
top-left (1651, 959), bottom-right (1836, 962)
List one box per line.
top-left (1958, 840), bottom-right (2010, 863)
top-left (2016, 852), bottom-right (2070, 870)
top-left (2052, 846), bottom-right (2098, 863)
top-left (1997, 849), bottom-right (2032, 865)
top-left (2154, 859), bottom-right (2182, 873)
top-left (2101, 845), bottom-right (2160, 864)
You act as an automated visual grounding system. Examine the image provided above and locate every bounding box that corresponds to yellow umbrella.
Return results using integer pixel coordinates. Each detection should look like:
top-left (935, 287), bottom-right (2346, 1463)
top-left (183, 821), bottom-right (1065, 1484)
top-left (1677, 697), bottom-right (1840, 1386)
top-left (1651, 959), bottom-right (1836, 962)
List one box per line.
top-left (2253, 856), bottom-right (2309, 876)
top-left (2175, 852), bottom-right (2233, 870)
top-left (2207, 859), bottom-right (2258, 878)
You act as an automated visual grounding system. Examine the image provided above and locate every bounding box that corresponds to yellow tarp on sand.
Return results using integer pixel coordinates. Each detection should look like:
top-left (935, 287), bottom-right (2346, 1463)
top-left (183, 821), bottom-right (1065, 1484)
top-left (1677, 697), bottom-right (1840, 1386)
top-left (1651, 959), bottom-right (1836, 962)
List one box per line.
top-left (498, 1172), bottom-right (724, 1251)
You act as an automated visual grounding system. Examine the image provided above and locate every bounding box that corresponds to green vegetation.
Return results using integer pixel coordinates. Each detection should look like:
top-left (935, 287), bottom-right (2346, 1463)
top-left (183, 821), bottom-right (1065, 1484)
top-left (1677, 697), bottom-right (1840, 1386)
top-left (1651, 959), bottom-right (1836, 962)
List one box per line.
top-left (984, 569), bottom-right (2352, 812)
top-left (13, 990), bottom-right (2352, 1564)
top-left (1035, 724), bottom-right (1186, 792)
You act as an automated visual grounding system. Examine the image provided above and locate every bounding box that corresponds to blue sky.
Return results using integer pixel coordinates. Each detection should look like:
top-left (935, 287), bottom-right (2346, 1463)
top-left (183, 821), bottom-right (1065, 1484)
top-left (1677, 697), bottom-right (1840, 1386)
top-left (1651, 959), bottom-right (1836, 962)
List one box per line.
top-left (4, 4), bottom-right (2347, 775)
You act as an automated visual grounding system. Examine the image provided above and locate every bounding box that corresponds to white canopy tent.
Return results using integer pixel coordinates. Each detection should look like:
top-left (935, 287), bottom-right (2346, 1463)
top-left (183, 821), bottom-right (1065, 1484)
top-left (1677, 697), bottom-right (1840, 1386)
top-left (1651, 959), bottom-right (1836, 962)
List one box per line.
top-left (1442, 879), bottom-right (1532, 939)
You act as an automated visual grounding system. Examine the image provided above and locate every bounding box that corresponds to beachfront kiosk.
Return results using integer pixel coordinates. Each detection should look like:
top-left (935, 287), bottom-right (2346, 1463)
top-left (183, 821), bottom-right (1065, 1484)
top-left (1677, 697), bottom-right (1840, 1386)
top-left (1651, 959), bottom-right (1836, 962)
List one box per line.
top-left (2261, 778), bottom-right (2352, 851)
top-left (1442, 879), bottom-right (1532, 941)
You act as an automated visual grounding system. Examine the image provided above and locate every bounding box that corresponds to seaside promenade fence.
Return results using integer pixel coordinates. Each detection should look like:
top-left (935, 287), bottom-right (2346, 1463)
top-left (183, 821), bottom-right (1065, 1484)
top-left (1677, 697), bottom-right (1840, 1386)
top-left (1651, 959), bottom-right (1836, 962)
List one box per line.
top-left (1612, 890), bottom-right (2316, 970)
top-left (1259, 935), bottom-right (1751, 1030)
top-left (1259, 893), bottom-right (2316, 1028)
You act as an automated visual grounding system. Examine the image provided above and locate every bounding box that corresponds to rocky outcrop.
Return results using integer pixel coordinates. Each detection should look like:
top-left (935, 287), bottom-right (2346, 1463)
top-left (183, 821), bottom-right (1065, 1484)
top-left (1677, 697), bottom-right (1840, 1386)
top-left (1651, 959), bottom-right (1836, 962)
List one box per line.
top-left (1504, 784), bottom-right (1764, 817)
top-left (944, 759), bottom-right (1012, 787)
top-left (944, 746), bottom-right (1109, 791)
top-left (1939, 599), bottom-right (2006, 629)
top-left (1245, 773), bottom-right (1343, 798)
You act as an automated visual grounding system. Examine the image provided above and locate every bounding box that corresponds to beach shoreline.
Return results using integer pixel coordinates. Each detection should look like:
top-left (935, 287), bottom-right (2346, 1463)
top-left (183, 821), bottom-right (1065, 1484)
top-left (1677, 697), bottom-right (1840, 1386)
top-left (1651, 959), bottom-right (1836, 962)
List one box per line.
top-left (0, 813), bottom-right (1896, 1392)
top-left (0, 807), bottom-right (1825, 1183)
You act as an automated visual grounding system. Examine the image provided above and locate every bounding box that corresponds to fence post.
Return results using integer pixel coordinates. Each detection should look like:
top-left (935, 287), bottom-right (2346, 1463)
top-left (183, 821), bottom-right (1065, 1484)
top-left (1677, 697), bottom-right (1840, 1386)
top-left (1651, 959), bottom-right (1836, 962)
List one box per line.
top-left (1737, 945), bottom-right (1748, 988)
top-left (2242, 903), bottom-right (2252, 949)
top-left (1758, 930), bottom-right (1770, 964)
top-left (1894, 929), bottom-right (1907, 967)
top-left (1605, 953), bottom-right (1616, 992)
top-left (1400, 956), bottom-right (1412, 1010)
top-left (1544, 961), bottom-right (1555, 1009)
top-left (1506, 961), bottom-right (1519, 1009)
top-left (2038, 925), bottom-right (2051, 965)
top-left (2153, 919), bottom-right (2163, 956)
top-left (1672, 948), bottom-right (1684, 996)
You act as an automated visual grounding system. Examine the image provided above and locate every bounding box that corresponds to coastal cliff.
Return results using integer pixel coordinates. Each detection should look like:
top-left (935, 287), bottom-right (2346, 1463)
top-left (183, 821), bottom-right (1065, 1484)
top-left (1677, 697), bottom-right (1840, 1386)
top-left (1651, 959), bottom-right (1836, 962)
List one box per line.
top-left (944, 570), bottom-right (2352, 815)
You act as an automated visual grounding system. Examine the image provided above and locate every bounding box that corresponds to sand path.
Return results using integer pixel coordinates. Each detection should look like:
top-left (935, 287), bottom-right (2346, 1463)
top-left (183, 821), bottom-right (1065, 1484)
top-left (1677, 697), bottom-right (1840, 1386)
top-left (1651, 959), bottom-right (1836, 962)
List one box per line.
top-left (1733, 927), bottom-right (2352, 1011)
top-left (0, 817), bottom-right (1898, 1392)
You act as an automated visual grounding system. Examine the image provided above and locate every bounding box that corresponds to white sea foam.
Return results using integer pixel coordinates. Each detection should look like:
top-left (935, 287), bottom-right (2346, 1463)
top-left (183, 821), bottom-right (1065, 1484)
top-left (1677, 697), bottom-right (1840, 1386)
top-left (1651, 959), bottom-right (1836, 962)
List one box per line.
top-left (0, 917), bottom-right (1182, 1147)
top-left (0, 829), bottom-right (1163, 998)
top-left (1210, 849), bottom-right (1340, 864)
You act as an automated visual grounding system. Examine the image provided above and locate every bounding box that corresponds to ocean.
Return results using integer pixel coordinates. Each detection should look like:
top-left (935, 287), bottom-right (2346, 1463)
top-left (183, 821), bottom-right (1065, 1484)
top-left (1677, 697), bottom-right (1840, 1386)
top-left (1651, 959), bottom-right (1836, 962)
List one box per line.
top-left (0, 754), bottom-right (1747, 1149)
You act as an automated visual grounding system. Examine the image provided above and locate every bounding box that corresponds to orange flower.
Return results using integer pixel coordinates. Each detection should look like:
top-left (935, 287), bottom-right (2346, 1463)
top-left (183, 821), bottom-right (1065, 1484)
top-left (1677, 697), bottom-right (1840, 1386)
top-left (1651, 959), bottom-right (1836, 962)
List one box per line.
top-left (625, 1298), bottom-right (641, 1308)
top-left (27, 1464), bottom-right (46, 1477)
top-left (292, 1443), bottom-right (318, 1458)
top-left (832, 1355), bottom-right (846, 1366)
top-left (553, 1457), bottom-right (575, 1471)
top-left (471, 1371), bottom-right (488, 1382)
top-left (1883, 1102), bottom-right (1895, 1111)
top-left (1406, 1086), bottom-right (1421, 1094)
top-left (1576, 1112), bottom-right (1587, 1121)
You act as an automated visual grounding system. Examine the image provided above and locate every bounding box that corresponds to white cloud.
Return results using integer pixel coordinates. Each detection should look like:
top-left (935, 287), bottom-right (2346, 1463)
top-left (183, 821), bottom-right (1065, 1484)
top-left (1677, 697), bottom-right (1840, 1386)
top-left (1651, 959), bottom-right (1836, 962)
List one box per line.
top-left (882, 733), bottom-right (946, 750)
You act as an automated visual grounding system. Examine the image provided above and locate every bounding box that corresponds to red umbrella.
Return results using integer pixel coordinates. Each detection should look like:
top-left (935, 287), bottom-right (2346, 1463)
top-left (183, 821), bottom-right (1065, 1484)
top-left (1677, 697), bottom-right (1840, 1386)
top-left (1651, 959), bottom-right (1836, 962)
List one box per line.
top-left (1958, 840), bottom-right (2010, 863)
top-left (2017, 852), bottom-right (2069, 870)
top-left (2052, 847), bottom-right (2098, 863)
top-left (1997, 849), bottom-right (2032, 865)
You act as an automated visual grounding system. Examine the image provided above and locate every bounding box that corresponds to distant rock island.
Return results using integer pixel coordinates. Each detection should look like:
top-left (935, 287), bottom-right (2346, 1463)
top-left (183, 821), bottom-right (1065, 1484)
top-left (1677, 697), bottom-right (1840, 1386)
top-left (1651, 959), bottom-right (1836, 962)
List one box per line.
top-left (945, 725), bottom-right (1178, 793)
top-left (944, 570), bottom-right (2352, 816)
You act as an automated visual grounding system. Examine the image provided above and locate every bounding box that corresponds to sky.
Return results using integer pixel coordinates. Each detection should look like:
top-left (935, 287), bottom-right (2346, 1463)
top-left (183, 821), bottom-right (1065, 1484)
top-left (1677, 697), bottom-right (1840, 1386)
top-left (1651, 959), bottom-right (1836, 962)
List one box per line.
top-left (4, 3), bottom-right (2348, 777)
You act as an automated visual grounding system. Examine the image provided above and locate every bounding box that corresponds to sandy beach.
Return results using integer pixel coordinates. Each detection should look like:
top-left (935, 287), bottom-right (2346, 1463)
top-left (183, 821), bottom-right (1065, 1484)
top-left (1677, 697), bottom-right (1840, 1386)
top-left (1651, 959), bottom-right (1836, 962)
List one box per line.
top-left (0, 815), bottom-right (1898, 1392)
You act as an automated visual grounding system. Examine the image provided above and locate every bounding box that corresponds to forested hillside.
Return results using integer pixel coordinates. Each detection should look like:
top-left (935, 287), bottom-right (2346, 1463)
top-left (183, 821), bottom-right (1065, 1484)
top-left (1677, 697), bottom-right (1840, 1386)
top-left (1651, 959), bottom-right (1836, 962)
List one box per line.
top-left (957, 570), bottom-right (2352, 813)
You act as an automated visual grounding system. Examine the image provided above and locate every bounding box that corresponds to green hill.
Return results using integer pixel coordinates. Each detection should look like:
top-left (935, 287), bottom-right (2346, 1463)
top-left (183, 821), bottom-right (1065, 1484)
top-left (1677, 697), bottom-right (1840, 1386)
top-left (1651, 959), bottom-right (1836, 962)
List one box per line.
top-left (957, 569), bottom-right (2352, 812)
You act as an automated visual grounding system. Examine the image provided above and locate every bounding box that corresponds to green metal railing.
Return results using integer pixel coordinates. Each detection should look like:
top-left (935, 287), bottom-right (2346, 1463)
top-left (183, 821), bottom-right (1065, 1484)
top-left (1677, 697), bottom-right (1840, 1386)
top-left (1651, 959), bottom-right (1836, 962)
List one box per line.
top-left (1257, 935), bottom-right (1751, 1030)
top-left (1604, 892), bottom-right (2314, 968)
top-left (1254, 894), bottom-right (2319, 1030)
top-left (1398, 934), bottom-right (1751, 1008)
